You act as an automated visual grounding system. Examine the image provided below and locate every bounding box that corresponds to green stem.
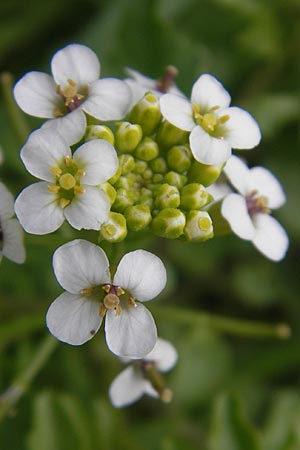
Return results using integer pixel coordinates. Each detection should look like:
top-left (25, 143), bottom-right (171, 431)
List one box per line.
top-left (0, 335), bottom-right (57, 422)
top-left (153, 305), bottom-right (291, 340)
top-left (0, 72), bottom-right (30, 144)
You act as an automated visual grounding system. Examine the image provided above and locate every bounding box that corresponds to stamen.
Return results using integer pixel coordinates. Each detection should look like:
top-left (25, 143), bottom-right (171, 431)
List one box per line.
top-left (51, 166), bottom-right (62, 176)
top-left (116, 286), bottom-right (125, 296)
top-left (102, 284), bottom-right (111, 294)
top-left (219, 114), bottom-right (230, 124)
top-left (128, 296), bottom-right (137, 307)
top-left (60, 198), bottom-right (71, 209)
top-left (81, 287), bottom-right (94, 296)
top-left (99, 304), bottom-right (107, 318)
top-left (115, 305), bottom-right (122, 316)
top-left (65, 156), bottom-right (72, 167)
top-left (74, 185), bottom-right (84, 195)
top-left (48, 185), bottom-right (60, 193)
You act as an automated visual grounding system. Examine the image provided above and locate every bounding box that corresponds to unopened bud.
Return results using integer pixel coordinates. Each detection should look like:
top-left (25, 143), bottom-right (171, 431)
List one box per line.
top-left (124, 204), bottom-right (152, 231)
top-left (85, 125), bottom-right (115, 145)
top-left (100, 212), bottom-right (127, 242)
top-left (128, 92), bottom-right (162, 135)
top-left (139, 188), bottom-right (154, 208)
top-left (112, 188), bottom-right (134, 212)
top-left (151, 208), bottom-right (186, 239)
top-left (133, 159), bottom-right (148, 174)
top-left (119, 154), bottom-right (135, 175)
top-left (180, 183), bottom-right (209, 210)
top-left (154, 183), bottom-right (180, 209)
top-left (164, 171), bottom-right (187, 189)
top-left (184, 210), bottom-right (214, 242)
top-left (167, 145), bottom-right (192, 173)
top-left (115, 122), bottom-right (143, 153)
top-left (150, 157), bottom-right (168, 174)
top-left (135, 137), bottom-right (159, 161)
top-left (187, 161), bottom-right (223, 186)
top-left (156, 120), bottom-right (189, 149)
top-left (99, 182), bottom-right (117, 206)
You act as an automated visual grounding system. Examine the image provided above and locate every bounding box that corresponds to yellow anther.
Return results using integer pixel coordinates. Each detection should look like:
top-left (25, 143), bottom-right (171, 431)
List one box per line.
top-left (60, 198), bottom-right (71, 209)
top-left (99, 304), bottom-right (107, 318)
top-left (75, 169), bottom-right (85, 179)
top-left (219, 114), bottom-right (230, 124)
top-left (65, 156), bottom-right (72, 167)
top-left (202, 112), bottom-right (218, 131)
top-left (116, 286), bottom-right (125, 296)
top-left (67, 78), bottom-right (76, 87)
top-left (48, 185), bottom-right (60, 193)
top-left (102, 284), bottom-right (111, 294)
top-left (53, 108), bottom-right (64, 117)
top-left (115, 305), bottom-right (122, 316)
top-left (198, 217), bottom-right (211, 231)
top-left (51, 166), bottom-right (62, 176)
top-left (104, 293), bottom-right (120, 310)
top-left (74, 185), bottom-right (84, 195)
top-left (210, 105), bottom-right (220, 111)
top-left (59, 173), bottom-right (76, 190)
top-left (80, 287), bottom-right (94, 296)
top-left (128, 296), bottom-right (137, 307)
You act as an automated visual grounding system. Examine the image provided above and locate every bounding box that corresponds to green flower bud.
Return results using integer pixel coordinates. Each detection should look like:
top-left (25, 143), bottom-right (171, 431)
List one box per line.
top-left (187, 161), bottom-right (223, 186)
top-left (108, 164), bottom-right (122, 185)
top-left (100, 212), bottom-right (127, 243)
top-left (167, 145), bottom-right (192, 173)
top-left (154, 183), bottom-right (180, 209)
top-left (164, 171), bottom-right (187, 189)
top-left (99, 182), bottom-right (116, 206)
top-left (85, 125), bottom-right (115, 145)
top-left (112, 188), bottom-right (134, 212)
top-left (128, 92), bottom-right (162, 135)
top-left (115, 122), bottom-right (143, 153)
top-left (114, 175), bottom-right (135, 190)
top-left (149, 157), bottom-right (168, 174)
top-left (139, 188), bottom-right (154, 208)
top-left (124, 204), bottom-right (152, 231)
top-left (133, 159), bottom-right (148, 174)
top-left (151, 208), bottom-right (186, 239)
top-left (119, 154), bottom-right (136, 175)
top-left (180, 183), bottom-right (209, 210)
top-left (184, 210), bottom-right (214, 242)
top-left (153, 173), bottom-right (164, 184)
top-left (156, 120), bottom-right (189, 149)
top-left (142, 168), bottom-right (153, 181)
top-left (135, 137), bottom-right (159, 161)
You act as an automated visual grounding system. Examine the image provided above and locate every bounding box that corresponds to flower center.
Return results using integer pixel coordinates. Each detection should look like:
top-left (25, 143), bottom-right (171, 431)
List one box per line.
top-left (192, 104), bottom-right (230, 138)
top-left (54, 79), bottom-right (88, 116)
top-left (48, 156), bottom-right (85, 209)
top-left (100, 284), bottom-right (136, 317)
top-left (246, 190), bottom-right (270, 216)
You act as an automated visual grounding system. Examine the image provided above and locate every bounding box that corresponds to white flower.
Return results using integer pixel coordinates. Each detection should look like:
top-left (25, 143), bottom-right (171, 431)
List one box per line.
top-left (14, 43), bottom-right (131, 145)
top-left (109, 337), bottom-right (178, 408)
top-left (160, 74), bottom-right (261, 166)
top-left (0, 182), bottom-right (25, 264)
top-left (46, 240), bottom-right (167, 358)
top-left (14, 128), bottom-right (118, 234)
top-left (221, 155), bottom-right (289, 261)
top-left (125, 66), bottom-right (183, 108)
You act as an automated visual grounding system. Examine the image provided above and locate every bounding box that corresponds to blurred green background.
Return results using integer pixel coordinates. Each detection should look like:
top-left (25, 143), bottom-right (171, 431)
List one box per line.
top-left (0, 0), bottom-right (300, 449)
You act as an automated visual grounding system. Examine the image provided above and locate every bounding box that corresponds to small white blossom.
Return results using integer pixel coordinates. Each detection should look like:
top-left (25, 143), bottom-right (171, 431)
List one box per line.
top-left (14, 44), bottom-right (131, 145)
top-left (46, 240), bottom-right (167, 358)
top-left (109, 338), bottom-right (178, 408)
top-left (14, 128), bottom-right (118, 234)
top-left (160, 73), bottom-right (261, 165)
top-left (0, 182), bottom-right (25, 264)
top-left (125, 66), bottom-right (183, 108)
top-left (221, 155), bottom-right (289, 261)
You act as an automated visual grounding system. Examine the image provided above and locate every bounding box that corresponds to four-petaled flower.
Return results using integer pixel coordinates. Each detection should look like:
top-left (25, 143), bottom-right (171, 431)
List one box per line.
top-left (0, 182), bottom-right (25, 264)
top-left (14, 128), bottom-right (118, 234)
top-left (160, 73), bottom-right (261, 166)
top-left (46, 239), bottom-right (167, 358)
top-left (109, 337), bottom-right (178, 408)
top-left (221, 155), bottom-right (289, 261)
top-left (14, 43), bottom-right (131, 145)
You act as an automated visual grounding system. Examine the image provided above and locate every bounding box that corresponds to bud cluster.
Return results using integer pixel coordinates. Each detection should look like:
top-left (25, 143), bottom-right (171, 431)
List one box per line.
top-left (86, 92), bottom-right (219, 243)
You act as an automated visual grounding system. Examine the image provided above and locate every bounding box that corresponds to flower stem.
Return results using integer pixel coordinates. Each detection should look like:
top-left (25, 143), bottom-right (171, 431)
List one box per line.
top-left (0, 71), bottom-right (31, 144)
top-left (153, 305), bottom-right (291, 340)
top-left (0, 335), bottom-right (57, 422)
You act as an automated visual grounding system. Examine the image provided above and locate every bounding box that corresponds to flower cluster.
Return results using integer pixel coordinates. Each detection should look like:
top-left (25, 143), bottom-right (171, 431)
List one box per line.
top-left (10, 43), bottom-right (289, 407)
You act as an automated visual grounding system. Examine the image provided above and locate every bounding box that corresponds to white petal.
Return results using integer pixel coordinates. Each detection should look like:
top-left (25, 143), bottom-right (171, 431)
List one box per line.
top-left (220, 107), bottom-right (261, 149)
top-left (252, 214), bottom-right (289, 261)
top-left (13, 72), bottom-right (60, 118)
top-left (0, 182), bottom-right (14, 219)
top-left (113, 250), bottom-right (167, 301)
top-left (1, 218), bottom-right (26, 264)
top-left (51, 44), bottom-right (100, 87)
top-left (46, 291), bottom-right (102, 345)
top-left (125, 79), bottom-right (152, 108)
top-left (206, 182), bottom-right (232, 201)
top-left (145, 338), bottom-right (178, 372)
top-left (83, 78), bottom-right (131, 120)
top-left (160, 94), bottom-right (195, 131)
top-left (223, 155), bottom-right (250, 195)
top-left (20, 129), bottom-right (71, 182)
top-left (64, 186), bottom-right (110, 230)
top-left (221, 193), bottom-right (255, 239)
top-left (248, 167), bottom-right (286, 209)
top-left (109, 365), bottom-right (148, 408)
top-left (73, 140), bottom-right (118, 185)
top-left (125, 68), bottom-right (157, 89)
top-left (105, 302), bottom-right (157, 358)
top-left (53, 239), bottom-right (110, 294)
top-left (191, 74), bottom-right (231, 111)
top-left (14, 182), bottom-right (64, 235)
top-left (190, 125), bottom-right (232, 165)
top-left (41, 108), bottom-right (86, 146)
